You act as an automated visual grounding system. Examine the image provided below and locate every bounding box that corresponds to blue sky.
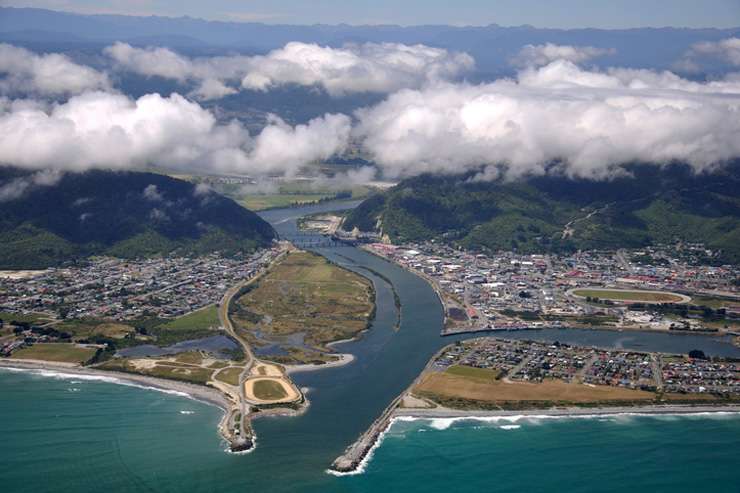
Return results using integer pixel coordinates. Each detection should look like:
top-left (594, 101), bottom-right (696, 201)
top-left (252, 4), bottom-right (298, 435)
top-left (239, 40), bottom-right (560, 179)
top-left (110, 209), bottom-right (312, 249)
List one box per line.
top-left (5, 0), bottom-right (740, 28)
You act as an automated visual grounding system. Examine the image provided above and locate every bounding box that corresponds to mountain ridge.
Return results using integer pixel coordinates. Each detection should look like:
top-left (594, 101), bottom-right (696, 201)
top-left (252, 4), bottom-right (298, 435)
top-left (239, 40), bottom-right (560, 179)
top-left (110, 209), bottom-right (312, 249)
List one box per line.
top-left (344, 164), bottom-right (740, 263)
top-left (0, 168), bottom-right (276, 269)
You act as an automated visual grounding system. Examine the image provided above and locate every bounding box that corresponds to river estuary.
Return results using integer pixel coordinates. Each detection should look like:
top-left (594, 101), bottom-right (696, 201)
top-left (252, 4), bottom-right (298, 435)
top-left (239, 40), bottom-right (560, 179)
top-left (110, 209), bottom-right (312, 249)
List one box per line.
top-left (1, 200), bottom-right (739, 493)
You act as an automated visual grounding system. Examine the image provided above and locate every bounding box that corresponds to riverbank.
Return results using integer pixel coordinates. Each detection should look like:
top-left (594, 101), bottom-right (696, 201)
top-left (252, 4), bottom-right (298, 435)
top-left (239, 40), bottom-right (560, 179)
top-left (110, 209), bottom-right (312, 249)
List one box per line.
top-left (285, 353), bottom-right (356, 374)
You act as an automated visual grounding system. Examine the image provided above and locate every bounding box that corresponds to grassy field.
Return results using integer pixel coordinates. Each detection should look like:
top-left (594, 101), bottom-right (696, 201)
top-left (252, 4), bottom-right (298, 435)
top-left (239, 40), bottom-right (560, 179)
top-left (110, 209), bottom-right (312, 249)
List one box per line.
top-left (215, 367), bottom-right (243, 386)
top-left (12, 343), bottom-right (97, 364)
top-left (158, 305), bottom-right (220, 331)
top-left (0, 311), bottom-right (49, 324)
top-left (252, 379), bottom-right (288, 400)
top-left (416, 372), bottom-right (656, 404)
top-left (233, 251), bottom-right (374, 357)
top-left (446, 365), bottom-right (501, 380)
top-left (92, 323), bottom-right (134, 339)
top-left (572, 289), bottom-right (684, 303)
top-left (691, 296), bottom-right (740, 310)
top-left (172, 351), bottom-right (204, 365)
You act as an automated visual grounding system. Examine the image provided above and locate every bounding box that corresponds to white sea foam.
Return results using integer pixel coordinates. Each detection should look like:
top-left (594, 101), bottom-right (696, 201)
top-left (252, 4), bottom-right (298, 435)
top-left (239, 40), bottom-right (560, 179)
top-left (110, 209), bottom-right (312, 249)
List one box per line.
top-left (326, 417), bottom-right (404, 477)
top-left (0, 366), bottom-right (195, 401)
top-left (327, 411), bottom-right (740, 476)
top-left (392, 411), bottom-right (740, 429)
top-left (224, 435), bottom-right (257, 455)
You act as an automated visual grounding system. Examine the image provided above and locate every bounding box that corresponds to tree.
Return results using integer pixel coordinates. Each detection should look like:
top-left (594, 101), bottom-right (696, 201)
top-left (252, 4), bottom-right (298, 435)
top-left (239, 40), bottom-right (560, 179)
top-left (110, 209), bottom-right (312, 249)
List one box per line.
top-left (688, 349), bottom-right (707, 360)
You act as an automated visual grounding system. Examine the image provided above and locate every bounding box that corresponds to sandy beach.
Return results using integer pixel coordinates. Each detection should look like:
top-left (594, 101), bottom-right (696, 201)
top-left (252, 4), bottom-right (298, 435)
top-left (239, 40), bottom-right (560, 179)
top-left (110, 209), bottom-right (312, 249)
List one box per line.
top-left (0, 359), bottom-right (231, 411)
top-left (285, 353), bottom-right (356, 374)
top-left (393, 403), bottom-right (740, 419)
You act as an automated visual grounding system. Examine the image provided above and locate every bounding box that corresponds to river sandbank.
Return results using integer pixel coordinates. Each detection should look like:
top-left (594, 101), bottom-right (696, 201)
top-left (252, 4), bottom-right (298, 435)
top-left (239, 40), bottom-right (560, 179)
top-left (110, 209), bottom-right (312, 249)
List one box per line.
top-left (285, 353), bottom-right (355, 374)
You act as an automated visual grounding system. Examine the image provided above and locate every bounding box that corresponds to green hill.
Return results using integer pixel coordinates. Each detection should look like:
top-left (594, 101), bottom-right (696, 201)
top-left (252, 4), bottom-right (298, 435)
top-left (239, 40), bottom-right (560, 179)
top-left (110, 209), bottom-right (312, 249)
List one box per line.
top-left (344, 164), bottom-right (740, 262)
top-left (0, 168), bottom-right (276, 268)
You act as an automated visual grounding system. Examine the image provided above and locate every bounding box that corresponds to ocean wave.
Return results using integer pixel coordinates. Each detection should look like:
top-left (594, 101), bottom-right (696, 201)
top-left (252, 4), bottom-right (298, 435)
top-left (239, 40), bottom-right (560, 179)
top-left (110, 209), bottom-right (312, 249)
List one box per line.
top-left (0, 366), bottom-right (192, 400)
top-left (391, 411), bottom-right (740, 430)
top-left (328, 411), bottom-right (740, 477)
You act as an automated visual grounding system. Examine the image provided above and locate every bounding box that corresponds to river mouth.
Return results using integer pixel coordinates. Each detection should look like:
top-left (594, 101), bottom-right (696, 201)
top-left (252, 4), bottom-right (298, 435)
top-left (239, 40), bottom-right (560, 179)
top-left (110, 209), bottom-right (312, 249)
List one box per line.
top-left (255, 200), bottom-right (740, 475)
top-left (3, 198), bottom-right (738, 493)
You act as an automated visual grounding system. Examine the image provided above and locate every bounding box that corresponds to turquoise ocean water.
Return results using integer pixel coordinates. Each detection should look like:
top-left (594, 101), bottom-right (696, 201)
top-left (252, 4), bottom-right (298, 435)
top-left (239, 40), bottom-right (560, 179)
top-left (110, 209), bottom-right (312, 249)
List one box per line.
top-left (1, 368), bottom-right (739, 493)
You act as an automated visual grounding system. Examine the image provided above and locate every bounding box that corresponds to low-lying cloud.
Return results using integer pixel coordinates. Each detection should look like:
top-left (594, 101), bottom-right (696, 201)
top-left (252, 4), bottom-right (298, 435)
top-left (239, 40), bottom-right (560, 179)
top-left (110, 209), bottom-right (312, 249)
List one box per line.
top-left (0, 91), bottom-right (350, 175)
top-left (512, 43), bottom-right (614, 68)
top-left (105, 41), bottom-right (473, 99)
top-left (0, 44), bottom-right (111, 96)
top-left (355, 60), bottom-right (740, 180)
top-left (677, 37), bottom-right (740, 72)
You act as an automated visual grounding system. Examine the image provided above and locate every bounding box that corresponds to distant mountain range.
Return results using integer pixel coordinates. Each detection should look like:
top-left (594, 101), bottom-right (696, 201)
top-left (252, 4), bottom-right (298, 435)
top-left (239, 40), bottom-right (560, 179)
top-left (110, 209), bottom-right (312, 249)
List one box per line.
top-left (0, 168), bottom-right (275, 269)
top-left (2, 7), bottom-right (739, 76)
top-left (344, 164), bottom-right (740, 263)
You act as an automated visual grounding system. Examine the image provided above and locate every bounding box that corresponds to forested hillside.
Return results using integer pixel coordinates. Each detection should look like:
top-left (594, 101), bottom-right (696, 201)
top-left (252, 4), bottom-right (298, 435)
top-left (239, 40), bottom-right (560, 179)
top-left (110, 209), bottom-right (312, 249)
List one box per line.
top-left (344, 164), bottom-right (740, 262)
top-left (0, 168), bottom-right (276, 268)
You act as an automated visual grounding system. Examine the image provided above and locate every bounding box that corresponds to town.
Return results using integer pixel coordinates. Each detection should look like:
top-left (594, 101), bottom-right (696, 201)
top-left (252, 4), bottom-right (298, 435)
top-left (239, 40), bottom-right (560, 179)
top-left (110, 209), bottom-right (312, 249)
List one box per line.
top-left (432, 337), bottom-right (740, 396)
top-left (363, 241), bottom-right (740, 336)
top-left (0, 247), bottom-right (281, 322)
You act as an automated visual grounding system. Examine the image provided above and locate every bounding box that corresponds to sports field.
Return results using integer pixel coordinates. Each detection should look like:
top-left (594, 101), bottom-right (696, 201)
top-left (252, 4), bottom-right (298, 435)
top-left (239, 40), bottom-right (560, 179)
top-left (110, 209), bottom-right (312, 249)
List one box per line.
top-left (253, 380), bottom-right (289, 400)
top-left (214, 367), bottom-right (243, 386)
top-left (571, 288), bottom-right (687, 303)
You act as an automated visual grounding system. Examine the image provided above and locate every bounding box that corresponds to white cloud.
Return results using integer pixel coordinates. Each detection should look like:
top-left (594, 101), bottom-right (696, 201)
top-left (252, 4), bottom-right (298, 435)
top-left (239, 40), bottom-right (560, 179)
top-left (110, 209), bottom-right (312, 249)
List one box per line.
top-left (105, 42), bottom-right (251, 100)
top-left (241, 42), bottom-right (474, 96)
top-left (0, 44), bottom-right (110, 96)
top-left (142, 184), bottom-right (164, 201)
top-left (512, 43), bottom-right (614, 68)
top-left (354, 60), bottom-right (740, 180)
top-left (0, 91), bottom-right (351, 176)
top-left (677, 37), bottom-right (740, 72)
top-left (0, 169), bottom-right (62, 202)
top-left (104, 41), bottom-right (473, 99)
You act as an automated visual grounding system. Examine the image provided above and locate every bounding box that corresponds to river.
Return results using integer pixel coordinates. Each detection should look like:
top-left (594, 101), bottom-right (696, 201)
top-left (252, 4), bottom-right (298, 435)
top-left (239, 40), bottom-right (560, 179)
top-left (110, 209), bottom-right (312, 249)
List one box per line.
top-left (1, 199), bottom-right (739, 493)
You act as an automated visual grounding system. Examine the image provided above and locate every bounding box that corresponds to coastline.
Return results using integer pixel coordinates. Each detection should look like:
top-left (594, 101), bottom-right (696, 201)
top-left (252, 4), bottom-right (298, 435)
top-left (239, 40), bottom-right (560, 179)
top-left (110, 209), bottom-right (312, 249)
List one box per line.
top-left (393, 403), bottom-right (740, 420)
top-left (0, 359), bottom-right (230, 409)
top-left (0, 359), bottom-right (234, 436)
top-left (330, 400), bottom-right (740, 475)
